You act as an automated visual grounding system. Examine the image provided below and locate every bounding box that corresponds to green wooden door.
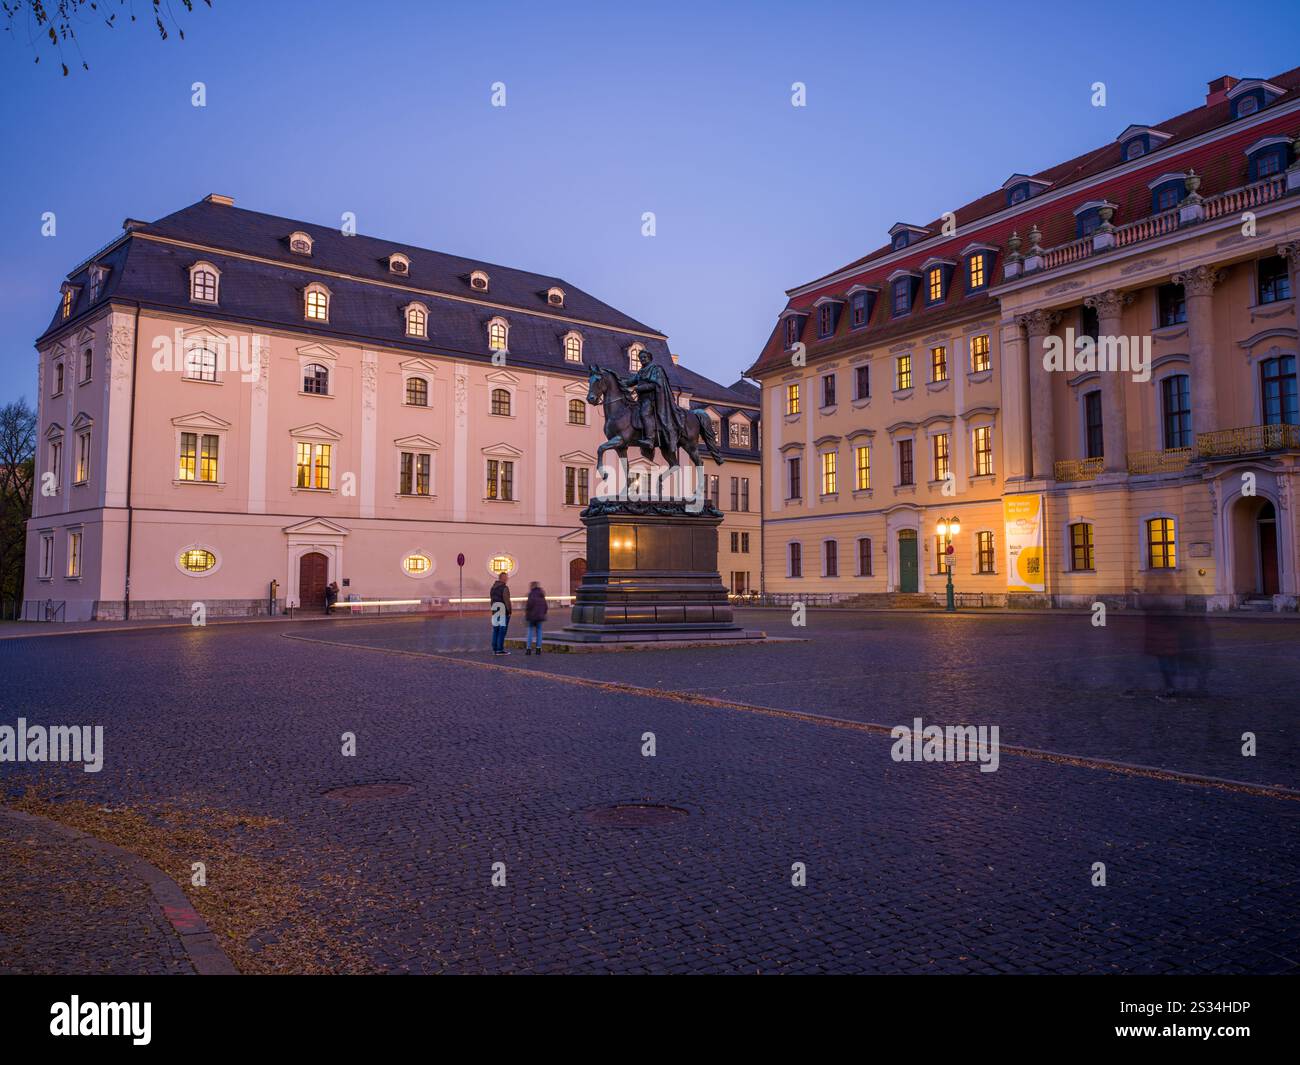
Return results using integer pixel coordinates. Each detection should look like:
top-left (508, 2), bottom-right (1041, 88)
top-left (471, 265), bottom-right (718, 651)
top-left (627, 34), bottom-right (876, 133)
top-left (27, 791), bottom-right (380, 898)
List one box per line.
top-left (898, 530), bottom-right (918, 593)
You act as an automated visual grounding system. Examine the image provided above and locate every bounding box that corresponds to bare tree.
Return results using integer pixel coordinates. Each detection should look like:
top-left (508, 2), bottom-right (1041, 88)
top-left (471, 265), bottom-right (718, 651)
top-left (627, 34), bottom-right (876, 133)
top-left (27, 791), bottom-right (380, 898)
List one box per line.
top-left (0, 398), bottom-right (36, 612)
top-left (2, 0), bottom-right (210, 75)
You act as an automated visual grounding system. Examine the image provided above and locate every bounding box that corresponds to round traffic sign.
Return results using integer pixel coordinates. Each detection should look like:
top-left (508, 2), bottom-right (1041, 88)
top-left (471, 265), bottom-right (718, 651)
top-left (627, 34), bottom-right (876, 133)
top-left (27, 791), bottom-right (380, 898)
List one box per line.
top-left (457, 553), bottom-right (465, 567)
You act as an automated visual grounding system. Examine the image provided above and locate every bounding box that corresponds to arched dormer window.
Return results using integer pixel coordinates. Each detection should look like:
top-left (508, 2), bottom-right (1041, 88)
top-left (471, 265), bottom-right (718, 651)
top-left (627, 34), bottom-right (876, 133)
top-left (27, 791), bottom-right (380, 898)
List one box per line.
top-left (304, 284), bottom-right (330, 322)
top-left (487, 317), bottom-right (509, 353)
top-left (627, 343), bottom-right (645, 373)
top-left (470, 270), bottom-right (490, 292)
top-left (388, 253), bottom-right (410, 276)
top-left (563, 331), bottom-right (583, 363)
top-left (546, 286), bottom-right (565, 307)
top-left (404, 302), bottom-right (428, 338)
top-left (288, 231), bottom-right (314, 256)
top-left (1246, 137), bottom-right (1291, 182)
top-left (189, 261), bottom-right (220, 304)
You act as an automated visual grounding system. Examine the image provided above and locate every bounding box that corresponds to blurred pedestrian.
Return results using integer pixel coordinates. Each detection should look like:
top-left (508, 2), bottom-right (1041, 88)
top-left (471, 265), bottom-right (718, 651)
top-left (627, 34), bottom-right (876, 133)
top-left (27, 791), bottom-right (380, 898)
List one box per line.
top-left (524, 581), bottom-right (548, 656)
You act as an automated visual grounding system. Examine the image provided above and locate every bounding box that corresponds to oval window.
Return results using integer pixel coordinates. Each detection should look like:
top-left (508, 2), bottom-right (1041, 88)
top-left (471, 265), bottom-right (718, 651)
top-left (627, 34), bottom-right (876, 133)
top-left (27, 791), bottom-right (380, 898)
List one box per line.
top-left (403, 553), bottom-right (432, 576)
top-left (488, 554), bottom-right (516, 577)
top-left (179, 548), bottom-right (216, 573)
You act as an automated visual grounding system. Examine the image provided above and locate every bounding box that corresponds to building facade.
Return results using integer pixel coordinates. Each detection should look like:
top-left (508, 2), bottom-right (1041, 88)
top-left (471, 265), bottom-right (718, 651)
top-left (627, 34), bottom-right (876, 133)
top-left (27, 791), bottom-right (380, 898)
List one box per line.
top-left (750, 70), bottom-right (1300, 610)
top-left (26, 196), bottom-right (759, 621)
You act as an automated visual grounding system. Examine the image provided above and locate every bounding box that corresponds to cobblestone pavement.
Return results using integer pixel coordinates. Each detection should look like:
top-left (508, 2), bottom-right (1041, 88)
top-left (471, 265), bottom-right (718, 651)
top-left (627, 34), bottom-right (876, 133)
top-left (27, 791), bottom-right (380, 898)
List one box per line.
top-left (1, 616), bottom-right (1297, 974)
top-left (0, 813), bottom-right (194, 974)
top-left (329, 609), bottom-right (1299, 789)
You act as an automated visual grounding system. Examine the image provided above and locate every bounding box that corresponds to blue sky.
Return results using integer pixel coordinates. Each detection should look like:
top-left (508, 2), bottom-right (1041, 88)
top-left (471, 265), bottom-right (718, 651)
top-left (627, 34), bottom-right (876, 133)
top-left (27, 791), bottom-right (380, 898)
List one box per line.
top-left (2, 0), bottom-right (1299, 405)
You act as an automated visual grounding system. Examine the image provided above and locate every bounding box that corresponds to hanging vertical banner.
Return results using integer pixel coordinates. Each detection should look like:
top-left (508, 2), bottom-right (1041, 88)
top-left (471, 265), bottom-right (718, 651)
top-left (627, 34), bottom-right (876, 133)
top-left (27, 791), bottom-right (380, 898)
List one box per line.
top-left (1003, 493), bottom-right (1045, 592)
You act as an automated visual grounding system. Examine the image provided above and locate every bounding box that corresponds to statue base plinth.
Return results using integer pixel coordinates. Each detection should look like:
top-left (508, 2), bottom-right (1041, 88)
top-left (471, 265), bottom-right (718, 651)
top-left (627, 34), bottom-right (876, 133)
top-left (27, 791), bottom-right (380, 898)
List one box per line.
top-left (553, 500), bottom-right (763, 644)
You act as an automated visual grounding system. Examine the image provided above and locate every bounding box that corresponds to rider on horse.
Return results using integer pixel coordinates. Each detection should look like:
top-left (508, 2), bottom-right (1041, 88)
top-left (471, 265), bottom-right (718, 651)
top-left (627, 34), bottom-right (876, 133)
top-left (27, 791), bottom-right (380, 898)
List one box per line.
top-left (623, 350), bottom-right (687, 461)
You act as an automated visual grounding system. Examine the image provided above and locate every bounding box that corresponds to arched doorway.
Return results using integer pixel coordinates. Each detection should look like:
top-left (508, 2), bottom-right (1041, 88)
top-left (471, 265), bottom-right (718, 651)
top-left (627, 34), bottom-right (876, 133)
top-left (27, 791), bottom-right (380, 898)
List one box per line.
top-left (1230, 496), bottom-right (1279, 597)
top-left (897, 530), bottom-right (918, 593)
top-left (299, 551), bottom-right (328, 611)
top-left (569, 557), bottom-right (587, 591)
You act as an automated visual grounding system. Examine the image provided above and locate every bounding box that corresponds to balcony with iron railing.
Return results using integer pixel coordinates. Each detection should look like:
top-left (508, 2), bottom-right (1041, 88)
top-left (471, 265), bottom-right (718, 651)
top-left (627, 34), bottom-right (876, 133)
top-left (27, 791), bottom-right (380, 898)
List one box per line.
top-left (1005, 171), bottom-right (1294, 281)
top-left (1053, 456), bottom-right (1104, 482)
top-left (1053, 427), bottom-right (1297, 483)
top-left (1126, 447), bottom-right (1192, 475)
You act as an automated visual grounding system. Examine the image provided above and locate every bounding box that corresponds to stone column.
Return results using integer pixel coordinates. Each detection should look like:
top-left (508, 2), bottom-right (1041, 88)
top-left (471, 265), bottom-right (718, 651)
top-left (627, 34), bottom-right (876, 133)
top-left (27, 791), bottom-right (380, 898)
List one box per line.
top-left (1171, 266), bottom-right (1224, 437)
top-left (1084, 289), bottom-right (1134, 474)
top-left (1278, 241), bottom-right (1300, 311)
top-left (1018, 309), bottom-right (1060, 480)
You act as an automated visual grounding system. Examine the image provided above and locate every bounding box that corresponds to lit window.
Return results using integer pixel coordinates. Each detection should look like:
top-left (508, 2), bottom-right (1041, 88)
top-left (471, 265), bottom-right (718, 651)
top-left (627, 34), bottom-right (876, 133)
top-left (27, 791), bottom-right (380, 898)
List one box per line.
top-left (406, 305), bottom-right (427, 337)
top-left (564, 333), bottom-right (583, 362)
top-left (75, 430), bottom-right (91, 484)
top-left (179, 548), bottom-right (217, 573)
top-left (295, 441), bottom-right (332, 489)
top-left (973, 426), bottom-right (993, 476)
top-left (565, 465), bottom-right (589, 506)
top-left (855, 444), bottom-right (870, 491)
top-left (488, 319), bottom-right (508, 352)
top-left (190, 267), bottom-right (218, 303)
top-left (489, 554), bottom-right (514, 575)
top-left (928, 267), bottom-right (943, 303)
top-left (61, 289), bottom-right (73, 318)
top-left (932, 433), bottom-right (950, 481)
top-left (305, 288), bottom-right (329, 321)
top-left (568, 398), bottom-right (586, 425)
top-left (406, 377), bottom-right (429, 406)
top-left (178, 432), bottom-right (220, 482)
top-left (486, 458), bottom-right (514, 501)
top-left (490, 388), bottom-right (512, 416)
top-left (1070, 523), bottom-right (1094, 571)
top-left (896, 354), bottom-right (912, 391)
top-left (968, 253), bottom-right (986, 289)
top-left (67, 531), bottom-right (82, 578)
top-left (627, 344), bottom-right (644, 373)
top-left (728, 421), bottom-right (750, 448)
top-left (931, 346), bottom-right (948, 383)
top-left (403, 554), bottom-right (432, 576)
top-left (1147, 517), bottom-right (1176, 570)
top-left (820, 451), bottom-right (837, 495)
top-left (970, 334), bottom-right (991, 373)
top-left (786, 382), bottom-right (800, 416)
top-left (303, 364), bottom-right (329, 395)
top-left (400, 451), bottom-right (432, 496)
top-left (935, 532), bottom-right (953, 574)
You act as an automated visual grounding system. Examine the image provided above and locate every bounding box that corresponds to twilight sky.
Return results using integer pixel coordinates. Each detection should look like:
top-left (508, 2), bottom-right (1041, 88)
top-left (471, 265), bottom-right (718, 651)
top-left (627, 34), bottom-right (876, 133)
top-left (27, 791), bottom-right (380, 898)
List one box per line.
top-left (2, 0), bottom-right (1298, 405)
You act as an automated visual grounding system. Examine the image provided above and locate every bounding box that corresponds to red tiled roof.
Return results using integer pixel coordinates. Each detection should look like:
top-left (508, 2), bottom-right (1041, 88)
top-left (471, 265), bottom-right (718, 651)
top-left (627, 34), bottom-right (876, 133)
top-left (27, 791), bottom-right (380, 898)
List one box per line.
top-left (748, 66), bottom-right (1300, 378)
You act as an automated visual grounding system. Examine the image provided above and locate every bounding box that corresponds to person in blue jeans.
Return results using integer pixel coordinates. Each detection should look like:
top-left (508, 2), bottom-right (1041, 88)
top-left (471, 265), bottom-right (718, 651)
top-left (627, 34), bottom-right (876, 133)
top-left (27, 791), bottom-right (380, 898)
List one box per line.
top-left (489, 572), bottom-right (512, 655)
top-left (524, 581), bottom-right (548, 656)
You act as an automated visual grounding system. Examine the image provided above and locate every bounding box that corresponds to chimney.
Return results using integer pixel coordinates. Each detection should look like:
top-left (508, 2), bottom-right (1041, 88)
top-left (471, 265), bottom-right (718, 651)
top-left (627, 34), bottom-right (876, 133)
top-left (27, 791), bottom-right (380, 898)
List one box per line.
top-left (670, 353), bottom-right (680, 364)
top-left (1205, 75), bottom-right (1238, 107)
top-left (204, 193), bottom-right (235, 207)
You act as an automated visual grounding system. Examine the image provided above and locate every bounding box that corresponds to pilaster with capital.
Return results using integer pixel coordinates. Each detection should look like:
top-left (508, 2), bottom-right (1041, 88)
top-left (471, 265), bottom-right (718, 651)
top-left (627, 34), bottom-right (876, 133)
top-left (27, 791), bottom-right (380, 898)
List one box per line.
top-left (1171, 265), bottom-right (1224, 436)
top-left (1017, 309), bottom-right (1060, 479)
top-left (1084, 289), bottom-right (1134, 473)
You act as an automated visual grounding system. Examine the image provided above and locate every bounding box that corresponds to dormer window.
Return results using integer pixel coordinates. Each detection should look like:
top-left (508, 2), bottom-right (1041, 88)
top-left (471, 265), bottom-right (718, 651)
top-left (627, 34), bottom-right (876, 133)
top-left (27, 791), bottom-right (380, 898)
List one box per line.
top-left (562, 331), bottom-right (583, 362)
top-left (487, 316), bottom-right (509, 352)
top-left (1123, 139), bottom-right (1145, 160)
top-left (846, 286), bottom-right (876, 329)
top-left (88, 265), bottom-right (108, 303)
top-left (1008, 184), bottom-right (1030, 205)
top-left (60, 288), bottom-right (73, 319)
top-left (1228, 79), bottom-right (1284, 120)
top-left (814, 299), bottom-right (841, 339)
top-left (546, 286), bottom-right (565, 307)
top-left (289, 231), bottom-right (313, 256)
top-left (1246, 137), bottom-right (1291, 182)
top-left (892, 232), bottom-right (910, 251)
top-left (388, 253), bottom-right (410, 276)
top-left (921, 260), bottom-right (954, 305)
top-left (889, 223), bottom-right (929, 252)
top-left (890, 274), bottom-right (917, 318)
top-left (470, 270), bottom-right (490, 292)
top-left (304, 283), bottom-right (330, 321)
top-left (1002, 174), bottom-right (1051, 208)
top-left (627, 343), bottom-right (645, 373)
top-left (404, 302), bottom-right (428, 338)
top-left (1148, 173), bottom-right (1188, 214)
top-left (961, 245), bottom-right (996, 293)
top-left (1074, 201), bottom-right (1116, 239)
top-left (1116, 126), bottom-right (1171, 164)
top-left (783, 315), bottom-right (804, 349)
top-left (189, 261), bottom-right (220, 304)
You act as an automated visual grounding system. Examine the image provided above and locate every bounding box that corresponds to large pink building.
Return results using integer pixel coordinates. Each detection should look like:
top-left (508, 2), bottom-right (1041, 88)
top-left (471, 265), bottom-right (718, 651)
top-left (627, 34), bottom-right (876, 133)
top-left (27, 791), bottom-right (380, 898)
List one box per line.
top-left (25, 196), bottom-right (760, 621)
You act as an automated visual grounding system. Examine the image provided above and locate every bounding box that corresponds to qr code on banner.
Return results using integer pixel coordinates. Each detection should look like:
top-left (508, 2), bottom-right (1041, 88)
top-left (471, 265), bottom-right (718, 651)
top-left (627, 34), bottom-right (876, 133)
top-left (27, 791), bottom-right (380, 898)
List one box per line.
top-left (1027, 558), bottom-right (1040, 575)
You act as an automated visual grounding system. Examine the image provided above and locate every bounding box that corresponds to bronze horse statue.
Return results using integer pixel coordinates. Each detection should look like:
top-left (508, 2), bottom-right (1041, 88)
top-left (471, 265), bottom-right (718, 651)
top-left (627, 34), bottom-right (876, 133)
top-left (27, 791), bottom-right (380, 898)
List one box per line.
top-left (585, 363), bottom-right (723, 476)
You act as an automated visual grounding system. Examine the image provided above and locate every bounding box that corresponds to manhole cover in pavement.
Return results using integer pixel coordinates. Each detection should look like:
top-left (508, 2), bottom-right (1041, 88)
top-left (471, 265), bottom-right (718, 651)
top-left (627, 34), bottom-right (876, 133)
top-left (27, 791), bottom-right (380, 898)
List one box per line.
top-left (323, 783), bottom-right (413, 802)
top-left (581, 803), bottom-right (690, 828)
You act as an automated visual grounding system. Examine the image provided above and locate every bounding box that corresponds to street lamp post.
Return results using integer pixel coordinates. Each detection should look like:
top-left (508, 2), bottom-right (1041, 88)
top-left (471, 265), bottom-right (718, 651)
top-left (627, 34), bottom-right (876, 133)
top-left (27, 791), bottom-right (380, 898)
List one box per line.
top-left (936, 517), bottom-right (961, 612)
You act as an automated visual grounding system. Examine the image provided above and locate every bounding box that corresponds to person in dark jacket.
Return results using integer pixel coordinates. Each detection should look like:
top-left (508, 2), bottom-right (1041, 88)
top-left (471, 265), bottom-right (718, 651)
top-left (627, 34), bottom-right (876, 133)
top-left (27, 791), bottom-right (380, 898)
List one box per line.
top-left (524, 582), bottom-right (548, 656)
top-left (324, 581), bottom-right (340, 615)
top-left (489, 572), bottom-right (512, 655)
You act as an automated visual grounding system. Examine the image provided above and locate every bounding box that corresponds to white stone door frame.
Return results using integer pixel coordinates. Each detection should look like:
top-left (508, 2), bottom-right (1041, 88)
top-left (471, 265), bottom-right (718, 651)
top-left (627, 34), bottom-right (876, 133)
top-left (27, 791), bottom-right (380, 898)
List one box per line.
top-left (283, 518), bottom-right (350, 608)
top-left (885, 506), bottom-right (923, 594)
top-left (1212, 467), bottom-right (1294, 606)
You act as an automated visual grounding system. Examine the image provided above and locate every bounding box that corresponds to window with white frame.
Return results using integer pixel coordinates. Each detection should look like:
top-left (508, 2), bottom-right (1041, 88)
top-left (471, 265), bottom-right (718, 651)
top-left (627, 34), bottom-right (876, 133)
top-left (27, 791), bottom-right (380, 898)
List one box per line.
top-left (729, 420), bottom-right (751, 448)
top-left (486, 458), bottom-right (514, 501)
top-left (48, 436), bottom-right (62, 492)
top-left (627, 343), bottom-right (645, 373)
top-left (295, 441), bottom-right (333, 490)
top-left (568, 398), bottom-right (586, 425)
top-left (189, 262), bottom-right (219, 304)
top-left (74, 429), bottom-right (91, 485)
top-left (39, 532), bottom-right (54, 579)
top-left (405, 376), bottom-right (429, 406)
top-left (80, 347), bottom-right (92, 384)
top-left (563, 332), bottom-right (583, 362)
top-left (178, 431), bottom-right (220, 483)
top-left (52, 360), bottom-right (64, 395)
top-left (972, 425), bottom-right (994, 476)
top-left (405, 303), bottom-right (427, 338)
top-left (487, 318), bottom-right (509, 352)
top-left (66, 529), bottom-right (82, 578)
top-left (304, 285), bottom-right (330, 321)
top-left (302, 363), bottom-right (330, 395)
top-left (184, 345), bottom-right (218, 382)
top-left (400, 450), bottom-right (433, 496)
top-left (565, 465), bottom-right (589, 506)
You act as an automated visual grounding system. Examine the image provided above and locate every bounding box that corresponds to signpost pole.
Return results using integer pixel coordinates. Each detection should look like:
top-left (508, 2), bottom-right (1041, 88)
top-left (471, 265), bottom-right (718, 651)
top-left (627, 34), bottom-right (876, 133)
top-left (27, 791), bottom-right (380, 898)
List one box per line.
top-left (457, 553), bottom-right (465, 621)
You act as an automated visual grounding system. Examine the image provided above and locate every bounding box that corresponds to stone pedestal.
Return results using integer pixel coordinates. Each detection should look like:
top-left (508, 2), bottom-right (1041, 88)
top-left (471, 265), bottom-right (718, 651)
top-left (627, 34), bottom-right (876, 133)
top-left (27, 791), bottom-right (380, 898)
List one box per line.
top-left (556, 500), bottom-right (759, 644)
